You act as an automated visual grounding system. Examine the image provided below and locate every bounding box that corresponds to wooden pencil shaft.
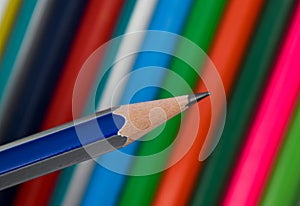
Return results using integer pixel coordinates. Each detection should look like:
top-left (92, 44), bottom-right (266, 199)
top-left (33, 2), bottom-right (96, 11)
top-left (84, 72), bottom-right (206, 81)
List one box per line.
top-left (0, 94), bottom-right (208, 190)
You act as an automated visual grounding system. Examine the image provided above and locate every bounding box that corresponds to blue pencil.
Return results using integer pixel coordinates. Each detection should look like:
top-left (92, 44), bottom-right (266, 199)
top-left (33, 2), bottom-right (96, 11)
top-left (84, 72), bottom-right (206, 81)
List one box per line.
top-left (81, 0), bottom-right (194, 205)
top-left (0, 94), bottom-right (208, 190)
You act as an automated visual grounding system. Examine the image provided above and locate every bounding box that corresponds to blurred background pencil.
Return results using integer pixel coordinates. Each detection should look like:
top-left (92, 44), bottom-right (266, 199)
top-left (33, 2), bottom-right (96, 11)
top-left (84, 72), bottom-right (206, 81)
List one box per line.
top-left (0, 0), bottom-right (21, 59)
top-left (119, 1), bottom-right (227, 205)
top-left (223, 2), bottom-right (300, 204)
top-left (0, 0), bottom-right (37, 117)
top-left (0, 1), bottom-right (88, 204)
top-left (262, 98), bottom-right (300, 206)
top-left (51, 0), bottom-right (143, 205)
top-left (191, 0), bottom-right (296, 205)
top-left (0, 0), bottom-right (9, 32)
top-left (81, 0), bottom-right (194, 205)
top-left (153, 0), bottom-right (265, 205)
top-left (13, 1), bottom-right (124, 205)
top-left (0, 0), bottom-right (59, 204)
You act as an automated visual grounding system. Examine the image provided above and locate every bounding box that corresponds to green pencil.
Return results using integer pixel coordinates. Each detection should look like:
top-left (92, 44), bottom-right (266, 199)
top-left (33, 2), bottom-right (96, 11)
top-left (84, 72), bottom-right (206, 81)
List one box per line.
top-left (119, 0), bottom-right (227, 205)
top-left (261, 100), bottom-right (300, 206)
top-left (48, 0), bottom-right (137, 205)
top-left (190, 0), bottom-right (295, 205)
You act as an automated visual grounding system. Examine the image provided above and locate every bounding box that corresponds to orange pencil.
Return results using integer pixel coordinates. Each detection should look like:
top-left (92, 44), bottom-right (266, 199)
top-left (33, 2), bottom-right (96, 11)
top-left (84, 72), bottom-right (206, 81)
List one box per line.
top-left (152, 0), bottom-right (265, 205)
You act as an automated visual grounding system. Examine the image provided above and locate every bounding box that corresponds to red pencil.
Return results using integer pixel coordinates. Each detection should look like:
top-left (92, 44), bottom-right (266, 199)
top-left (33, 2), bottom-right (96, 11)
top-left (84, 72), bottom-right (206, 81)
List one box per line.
top-left (13, 1), bottom-right (124, 205)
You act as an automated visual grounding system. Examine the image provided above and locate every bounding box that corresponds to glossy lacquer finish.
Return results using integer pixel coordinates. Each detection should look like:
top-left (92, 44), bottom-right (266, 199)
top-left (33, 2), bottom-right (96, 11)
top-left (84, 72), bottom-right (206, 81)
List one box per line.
top-left (0, 113), bottom-right (125, 175)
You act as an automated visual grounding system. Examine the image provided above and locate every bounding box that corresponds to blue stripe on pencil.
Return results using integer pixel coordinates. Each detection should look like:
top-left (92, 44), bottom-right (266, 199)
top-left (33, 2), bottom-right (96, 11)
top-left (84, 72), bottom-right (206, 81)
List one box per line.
top-left (0, 112), bottom-right (125, 175)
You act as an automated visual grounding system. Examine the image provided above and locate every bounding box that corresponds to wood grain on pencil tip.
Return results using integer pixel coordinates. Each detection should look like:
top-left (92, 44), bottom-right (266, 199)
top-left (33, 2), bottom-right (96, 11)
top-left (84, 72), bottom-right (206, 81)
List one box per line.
top-left (116, 92), bottom-right (210, 145)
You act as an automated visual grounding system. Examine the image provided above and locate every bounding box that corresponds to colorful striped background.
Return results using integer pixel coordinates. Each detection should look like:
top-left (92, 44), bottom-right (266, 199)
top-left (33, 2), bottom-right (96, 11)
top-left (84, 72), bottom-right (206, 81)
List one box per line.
top-left (0, 0), bottom-right (299, 205)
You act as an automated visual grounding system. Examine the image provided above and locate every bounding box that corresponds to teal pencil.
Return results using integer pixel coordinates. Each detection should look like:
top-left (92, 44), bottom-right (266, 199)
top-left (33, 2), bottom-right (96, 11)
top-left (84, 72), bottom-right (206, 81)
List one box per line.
top-left (0, 0), bottom-right (37, 108)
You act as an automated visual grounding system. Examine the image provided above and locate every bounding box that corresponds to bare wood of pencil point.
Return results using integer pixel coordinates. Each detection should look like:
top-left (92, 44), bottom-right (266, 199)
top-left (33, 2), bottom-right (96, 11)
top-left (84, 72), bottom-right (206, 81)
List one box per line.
top-left (114, 92), bottom-right (210, 145)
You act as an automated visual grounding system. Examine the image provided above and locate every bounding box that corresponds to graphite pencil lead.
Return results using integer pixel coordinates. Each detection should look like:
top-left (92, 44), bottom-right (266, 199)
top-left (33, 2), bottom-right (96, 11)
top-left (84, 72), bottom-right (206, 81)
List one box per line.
top-left (187, 92), bottom-right (210, 107)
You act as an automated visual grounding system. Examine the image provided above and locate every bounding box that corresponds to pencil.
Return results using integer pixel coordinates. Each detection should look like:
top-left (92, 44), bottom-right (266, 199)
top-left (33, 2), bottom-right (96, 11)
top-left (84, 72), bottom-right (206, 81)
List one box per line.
top-left (80, 0), bottom-right (168, 205)
top-left (82, 0), bottom-right (193, 205)
top-left (0, 0), bottom-right (87, 204)
top-left (119, 1), bottom-right (227, 205)
top-left (0, 0), bottom-right (87, 146)
top-left (0, 0), bottom-right (47, 117)
top-left (51, 0), bottom-right (139, 205)
top-left (83, 0), bottom-right (138, 115)
top-left (223, 2), bottom-right (300, 205)
top-left (153, 0), bottom-right (265, 205)
top-left (261, 99), bottom-right (300, 205)
top-left (0, 0), bottom-right (55, 143)
top-left (13, 1), bottom-right (124, 205)
top-left (0, 0), bottom-right (22, 59)
top-left (191, 0), bottom-right (295, 205)
top-left (0, 0), bottom-right (37, 109)
top-left (0, 0), bottom-right (9, 28)
top-left (0, 93), bottom-right (209, 191)
top-left (0, 1), bottom-right (55, 204)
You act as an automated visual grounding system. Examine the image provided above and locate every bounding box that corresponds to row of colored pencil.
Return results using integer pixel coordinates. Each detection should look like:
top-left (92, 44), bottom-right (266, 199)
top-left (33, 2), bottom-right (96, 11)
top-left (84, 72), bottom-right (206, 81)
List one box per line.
top-left (0, 0), bottom-right (299, 205)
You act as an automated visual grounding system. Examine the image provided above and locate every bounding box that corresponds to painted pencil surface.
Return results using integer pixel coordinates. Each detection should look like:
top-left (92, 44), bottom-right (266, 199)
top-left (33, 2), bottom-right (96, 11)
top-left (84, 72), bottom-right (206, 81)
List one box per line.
top-left (0, 93), bottom-right (209, 190)
top-left (119, 1), bottom-right (227, 205)
top-left (13, 1), bottom-right (126, 205)
top-left (153, 0), bottom-right (265, 205)
top-left (52, 1), bottom-right (141, 205)
top-left (223, 2), bottom-right (300, 205)
top-left (191, 0), bottom-right (295, 205)
top-left (262, 100), bottom-right (300, 205)
top-left (85, 0), bottom-right (195, 205)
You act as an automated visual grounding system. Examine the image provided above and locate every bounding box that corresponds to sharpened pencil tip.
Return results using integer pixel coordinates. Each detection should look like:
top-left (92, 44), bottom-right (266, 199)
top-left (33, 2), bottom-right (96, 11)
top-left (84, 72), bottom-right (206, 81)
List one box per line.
top-left (195, 91), bottom-right (211, 102)
top-left (187, 92), bottom-right (210, 107)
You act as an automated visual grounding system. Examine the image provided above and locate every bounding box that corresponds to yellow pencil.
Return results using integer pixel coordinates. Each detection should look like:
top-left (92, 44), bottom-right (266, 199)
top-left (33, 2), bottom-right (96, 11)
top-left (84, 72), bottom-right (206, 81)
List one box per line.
top-left (0, 0), bottom-right (22, 59)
